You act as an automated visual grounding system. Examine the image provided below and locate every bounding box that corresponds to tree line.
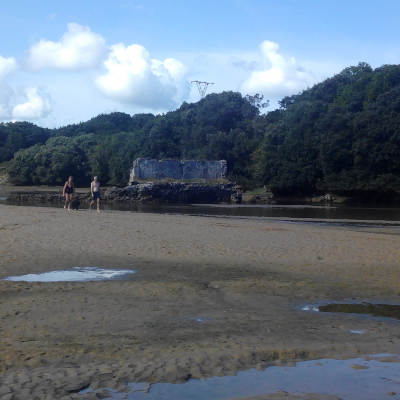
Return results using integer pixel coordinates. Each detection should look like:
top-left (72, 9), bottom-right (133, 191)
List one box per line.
top-left (2, 62), bottom-right (400, 195)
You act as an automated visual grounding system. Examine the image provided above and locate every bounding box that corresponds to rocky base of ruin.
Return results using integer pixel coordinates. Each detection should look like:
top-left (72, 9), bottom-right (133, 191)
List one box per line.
top-left (4, 182), bottom-right (242, 205)
top-left (105, 182), bottom-right (241, 204)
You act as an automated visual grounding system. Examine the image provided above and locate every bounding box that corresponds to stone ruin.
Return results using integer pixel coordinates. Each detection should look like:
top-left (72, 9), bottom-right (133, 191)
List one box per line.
top-left (129, 158), bottom-right (227, 184)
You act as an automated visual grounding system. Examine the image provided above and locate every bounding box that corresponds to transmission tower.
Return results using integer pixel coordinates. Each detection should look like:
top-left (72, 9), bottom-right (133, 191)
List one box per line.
top-left (191, 81), bottom-right (214, 98)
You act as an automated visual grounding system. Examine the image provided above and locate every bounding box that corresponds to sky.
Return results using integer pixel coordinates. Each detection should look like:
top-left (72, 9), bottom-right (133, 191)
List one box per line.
top-left (0, 0), bottom-right (399, 127)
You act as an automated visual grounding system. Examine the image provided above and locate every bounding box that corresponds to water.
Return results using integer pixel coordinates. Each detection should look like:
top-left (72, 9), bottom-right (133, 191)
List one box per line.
top-left (301, 302), bottom-right (400, 321)
top-left (319, 303), bottom-right (400, 320)
top-left (349, 330), bottom-right (365, 334)
top-left (301, 305), bottom-right (319, 312)
top-left (4, 196), bottom-right (400, 226)
top-left (3, 266), bottom-right (136, 282)
top-left (183, 316), bottom-right (210, 323)
top-left (188, 203), bottom-right (400, 222)
top-left (3, 185), bottom-right (400, 223)
top-left (80, 354), bottom-right (400, 400)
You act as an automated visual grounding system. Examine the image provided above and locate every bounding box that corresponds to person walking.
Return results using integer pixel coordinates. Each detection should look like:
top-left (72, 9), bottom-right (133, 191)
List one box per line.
top-left (90, 176), bottom-right (101, 212)
top-left (63, 176), bottom-right (74, 211)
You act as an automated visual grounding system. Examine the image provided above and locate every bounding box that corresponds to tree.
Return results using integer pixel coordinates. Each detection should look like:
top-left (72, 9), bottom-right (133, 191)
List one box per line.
top-left (244, 93), bottom-right (269, 110)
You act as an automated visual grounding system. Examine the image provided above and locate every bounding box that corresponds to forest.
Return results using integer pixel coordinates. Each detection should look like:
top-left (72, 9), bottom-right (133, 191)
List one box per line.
top-left (1, 62), bottom-right (400, 196)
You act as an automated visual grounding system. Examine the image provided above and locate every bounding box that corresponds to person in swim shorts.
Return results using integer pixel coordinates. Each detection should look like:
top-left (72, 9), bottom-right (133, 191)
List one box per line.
top-left (90, 176), bottom-right (101, 212)
top-left (63, 176), bottom-right (74, 211)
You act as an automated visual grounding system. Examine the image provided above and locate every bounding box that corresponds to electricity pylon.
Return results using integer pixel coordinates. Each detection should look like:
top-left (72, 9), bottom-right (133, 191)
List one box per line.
top-left (191, 81), bottom-right (214, 98)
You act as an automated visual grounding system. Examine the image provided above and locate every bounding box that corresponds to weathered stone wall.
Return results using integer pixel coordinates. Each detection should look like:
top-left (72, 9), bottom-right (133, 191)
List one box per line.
top-left (129, 158), bottom-right (227, 184)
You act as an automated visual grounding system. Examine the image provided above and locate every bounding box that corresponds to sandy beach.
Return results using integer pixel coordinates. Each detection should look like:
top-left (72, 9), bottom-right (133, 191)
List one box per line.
top-left (0, 204), bottom-right (399, 399)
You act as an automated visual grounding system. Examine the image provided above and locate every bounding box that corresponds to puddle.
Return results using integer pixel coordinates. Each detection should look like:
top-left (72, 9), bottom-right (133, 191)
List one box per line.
top-left (183, 316), bottom-right (210, 323)
top-left (80, 354), bottom-right (400, 400)
top-left (349, 330), bottom-right (365, 334)
top-left (319, 303), bottom-right (400, 320)
top-left (301, 305), bottom-right (319, 312)
top-left (3, 267), bottom-right (136, 282)
top-left (301, 302), bottom-right (400, 321)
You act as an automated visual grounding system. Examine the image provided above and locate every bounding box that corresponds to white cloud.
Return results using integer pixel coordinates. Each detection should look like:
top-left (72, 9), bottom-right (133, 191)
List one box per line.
top-left (241, 40), bottom-right (316, 98)
top-left (0, 56), bottom-right (18, 118)
top-left (2, 27), bottom-right (343, 124)
top-left (12, 87), bottom-right (52, 120)
top-left (96, 43), bottom-right (189, 109)
top-left (0, 56), bottom-right (17, 79)
top-left (0, 83), bottom-right (13, 118)
top-left (28, 23), bottom-right (107, 70)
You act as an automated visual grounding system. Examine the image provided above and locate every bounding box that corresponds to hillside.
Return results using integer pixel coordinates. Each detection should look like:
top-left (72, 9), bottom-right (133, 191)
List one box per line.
top-left (2, 63), bottom-right (400, 196)
top-left (254, 62), bottom-right (400, 195)
top-left (5, 92), bottom-right (261, 186)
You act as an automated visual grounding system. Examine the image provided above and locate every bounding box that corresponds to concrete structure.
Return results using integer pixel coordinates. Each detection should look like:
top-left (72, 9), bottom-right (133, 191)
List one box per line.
top-left (129, 158), bottom-right (227, 184)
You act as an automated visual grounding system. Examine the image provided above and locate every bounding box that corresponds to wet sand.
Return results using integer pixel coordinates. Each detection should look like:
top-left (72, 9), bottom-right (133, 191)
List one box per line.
top-left (0, 204), bottom-right (400, 399)
top-left (233, 394), bottom-right (342, 400)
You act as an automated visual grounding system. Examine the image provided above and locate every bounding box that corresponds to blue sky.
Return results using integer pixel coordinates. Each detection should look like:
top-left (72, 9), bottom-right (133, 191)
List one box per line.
top-left (0, 0), bottom-right (399, 126)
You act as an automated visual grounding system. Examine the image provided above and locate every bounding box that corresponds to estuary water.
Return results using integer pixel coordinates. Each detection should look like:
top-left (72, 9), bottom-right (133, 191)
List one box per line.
top-left (3, 196), bottom-right (400, 225)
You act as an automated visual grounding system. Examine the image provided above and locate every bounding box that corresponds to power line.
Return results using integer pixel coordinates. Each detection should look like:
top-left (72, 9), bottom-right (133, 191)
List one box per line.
top-left (191, 81), bottom-right (214, 98)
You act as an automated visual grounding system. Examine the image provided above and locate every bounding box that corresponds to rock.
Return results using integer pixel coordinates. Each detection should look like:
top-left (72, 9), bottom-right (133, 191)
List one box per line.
top-left (95, 389), bottom-right (112, 399)
top-left (311, 193), bottom-right (335, 203)
top-left (231, 186), bottom-right (243, 204)
top-left (243, 189), bottom-right (274, 204)
top-left (6, 191), bottom-right (91, 204)
top-left (350, 363), bottom-right (369, 370)
top-left (0, 386), bottom-right (12, 396)
top-left (63, 380), bottom-right (90, 393)
top-left (70, 198), bottom-right (80, 210)
top-left (231, 191), bottom-right (242, 203)
top-left (104, 182), bottom-right (239, 204)
top-left (6, 181), bottom-right (240, 206)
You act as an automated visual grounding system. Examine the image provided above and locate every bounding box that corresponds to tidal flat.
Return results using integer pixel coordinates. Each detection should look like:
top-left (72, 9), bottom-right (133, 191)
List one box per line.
top-left (0, 204), bottom-right (399, 399)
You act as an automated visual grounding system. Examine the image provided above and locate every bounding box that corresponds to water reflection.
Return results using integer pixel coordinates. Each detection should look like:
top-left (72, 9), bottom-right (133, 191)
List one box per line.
top-left (3, 196), bottom-right (400, 222)
top-left (3, 267), bottom-right (136, 282)
top-left (80, 354), bottom-right (400, 400)
top-left (319, 303), bottom-right (400, 320)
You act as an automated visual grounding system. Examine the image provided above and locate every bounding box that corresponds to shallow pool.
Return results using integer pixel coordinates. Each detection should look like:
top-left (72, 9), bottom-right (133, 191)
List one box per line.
top-left (302, 301), bottom-right (400, 321)
top-left (3, 266), bottom-right (136, 282)
top-left (80, 354), bottom-right (400, 400)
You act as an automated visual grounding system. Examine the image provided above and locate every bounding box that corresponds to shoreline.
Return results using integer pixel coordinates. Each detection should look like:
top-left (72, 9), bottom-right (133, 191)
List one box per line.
top-left (1, 204), bottom-right (399, 398)
top-left (3, 184), bottom-right (400, 207)
top-left (4, 198), bottom-right (400, 228)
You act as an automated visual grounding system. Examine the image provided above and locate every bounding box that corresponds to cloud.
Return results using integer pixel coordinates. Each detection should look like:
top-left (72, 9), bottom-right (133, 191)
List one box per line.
top-left (0, 83), bottom-right (14, 118)
top-left (96, 43), bottom-right (189, 109)
top-left (12, 87), bottom-right (52, 120)
top-left (28, 23), bottom-right (107, 70)
top-left (241, 40), bottom-right (315, 98)
top-left (0, 56), bottom-right (51, 121)
top-left (0, 56), bottom-right (18, 118)
top-left (0, 56), bottom-right (17, 79)
top-left (229, 56), bottom-right (258, 71)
